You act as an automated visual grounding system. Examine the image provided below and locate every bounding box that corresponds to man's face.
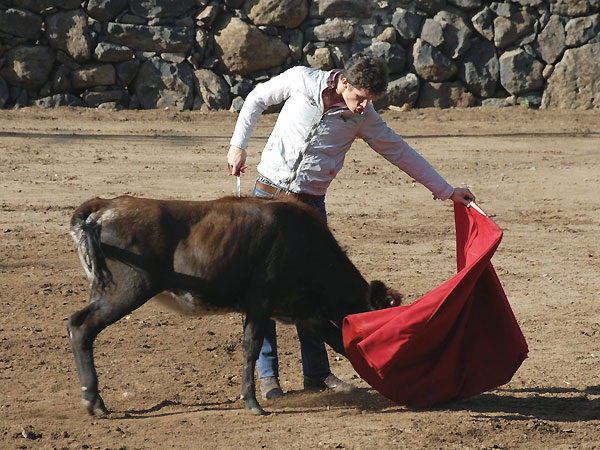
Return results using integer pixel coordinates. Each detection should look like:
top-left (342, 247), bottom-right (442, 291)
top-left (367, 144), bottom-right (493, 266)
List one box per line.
top-left (341, 79), bottom-right (376, 114)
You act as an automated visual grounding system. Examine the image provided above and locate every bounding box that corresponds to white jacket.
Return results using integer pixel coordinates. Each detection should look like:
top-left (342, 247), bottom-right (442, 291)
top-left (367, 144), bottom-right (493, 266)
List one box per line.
top-left (230, 66), bottom-right (454, 199)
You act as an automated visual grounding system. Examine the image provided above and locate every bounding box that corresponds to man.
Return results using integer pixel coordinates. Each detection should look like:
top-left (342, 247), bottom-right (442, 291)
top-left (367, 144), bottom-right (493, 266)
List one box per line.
top-left (227, 54), bottom-right (475, 400)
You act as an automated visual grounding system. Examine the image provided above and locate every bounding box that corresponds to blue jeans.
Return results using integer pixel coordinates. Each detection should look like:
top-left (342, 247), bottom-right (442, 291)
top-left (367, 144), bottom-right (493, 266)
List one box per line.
top-left (253, 177), bottom-right (331, 380)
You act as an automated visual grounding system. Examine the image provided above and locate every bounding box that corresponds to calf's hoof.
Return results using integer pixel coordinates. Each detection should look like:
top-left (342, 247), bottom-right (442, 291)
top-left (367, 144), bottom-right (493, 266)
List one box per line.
top-left (245, 399), bottom-right (269, 416)
top-left (82, 396), bottom-right (109, 417)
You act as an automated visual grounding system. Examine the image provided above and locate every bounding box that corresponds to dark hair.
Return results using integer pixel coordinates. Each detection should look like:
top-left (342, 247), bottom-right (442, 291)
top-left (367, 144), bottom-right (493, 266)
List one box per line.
top-left (343, 54), bottom-right (389, 96)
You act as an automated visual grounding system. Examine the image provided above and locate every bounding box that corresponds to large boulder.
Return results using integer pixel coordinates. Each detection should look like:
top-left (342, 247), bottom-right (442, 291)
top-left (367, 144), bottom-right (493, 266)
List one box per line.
top-left (542, 42), bottom-right (600, 109)
top-left (213, 16), bottom-right (289, 76)
top-left (535, 15), bottom-right (566, 64)
top-left (132, 57), bottom-right (195, 110)
top-left (0, 8), bottom-right (42, 40)
top-left (365, 41), bottom-right (406, 74)
top-left (412, 38), bottom-right (457, 82)
top-left (565, 14), bottom-right (600, 47)
top-left (433, 9), bottom-right (473, 59)
top-left (391, 8), bottom-right (424, 42)
top-left (244, 0), bottom-right (308, 28)
top-left (499, 48), bottom-right (544, 96)
top-left (45, 9), bottom-right (93, 63)
top-left (107, 23), bottom-right (193, 54)
top-left (193, 69), bottom-right (231, 111)
top-left (458, 38), bottom-right (499, 98)
top-left (0, 45), bottom-right (55, 90)
top-left (493, 8), bottom-right (535, 49)
top-left (471, 7), bottom-right (494, 41)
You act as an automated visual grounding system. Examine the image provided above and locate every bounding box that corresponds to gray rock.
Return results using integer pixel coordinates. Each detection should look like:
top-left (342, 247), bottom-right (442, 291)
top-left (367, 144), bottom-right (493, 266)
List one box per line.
top-left (45, 9), bottom-right (93, 63)
top-left (550, 0), bottom-right (591, 16)
top-left (493, 9), bottom-right (535, 49)
top-left (0, 76), bottom-right (8, 109)
top-left (288, 28), bottom-right (304, 60)
top-left (193, 68), bottom-right (231, 110)
top-left (433, 9), bottom-right (473, 59)
top-left (458, 38), bottom-right (499, 97)
top-left (244, 0), bottom-right (308, 28)
top-left (133, 57), bottom-right (194, 110)
top-left (412, 38), bottom-right (457, 82)
top-left (116, 59), bottom-right (140, 87)
top-left (535, 15), bottom-right (566, 64)
top-left (376, 27), bottom-right (398, 44)
top-left (0, 45), bottom-right (55, 90)
top-left (565, 14), bottom-right (600, 47)
top-left (421, 18), bottom-right (444, 48)
top-left (34, 93), bottom-right (86, 108)
top-left (107, 23), bottom-right (194, 53)
top-left (129, 0), bottom-right (195, 19)
top-left (365, 41), bottom-right (406, 74)
top-left (213, 16), bottom-right (289, 76)
top-left (87, 0), bottom-right (128, 22)
top-left (490, 2), bottom-right (516, 17)
top-left (378, 72), bottom-right (420, 108)
top-left (499, 48), bottom-right (544, 96)
top-left (312, 0), bottom-right (371, 18)
top-left (0, 8), bottom-right (42, 40)
top-left (391, 8), bottom-right (424, 42)
top-left (542, 42), bottom-right (600, 109)
top-left (471, 7), bottom-right (494, 41)
top-left (306, 18), bottom-right (355, 43)
top-left (94, 42), bottom-right (134, 62)
top-left (305, 46), bottom-right (334, 70)
top-left (417, 80), bottom-right (476, 108)
top-left (71, 64), bottom-right (116, 90)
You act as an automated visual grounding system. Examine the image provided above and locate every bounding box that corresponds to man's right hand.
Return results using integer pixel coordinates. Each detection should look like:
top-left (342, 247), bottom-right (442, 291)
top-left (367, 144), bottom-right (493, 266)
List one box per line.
top-left (227, 145), bottom-right (247, 176)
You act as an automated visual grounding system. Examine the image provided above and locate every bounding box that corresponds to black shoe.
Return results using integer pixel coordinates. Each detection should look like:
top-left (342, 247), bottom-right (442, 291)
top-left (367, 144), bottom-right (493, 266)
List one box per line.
top-left (303, 374), bottom-right (357, 393)
top-left (260, 376), bottom-right (284, 400)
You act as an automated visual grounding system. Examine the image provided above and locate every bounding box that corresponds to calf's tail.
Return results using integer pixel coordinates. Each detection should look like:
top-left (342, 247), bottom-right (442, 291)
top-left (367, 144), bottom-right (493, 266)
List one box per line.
top-left (70, 199), bottom-right (113, 293)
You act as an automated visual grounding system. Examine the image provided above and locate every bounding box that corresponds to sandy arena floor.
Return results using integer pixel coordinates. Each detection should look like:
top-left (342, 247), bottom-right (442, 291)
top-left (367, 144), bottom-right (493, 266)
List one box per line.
top-left (1, 106), bottom-right (599, 449)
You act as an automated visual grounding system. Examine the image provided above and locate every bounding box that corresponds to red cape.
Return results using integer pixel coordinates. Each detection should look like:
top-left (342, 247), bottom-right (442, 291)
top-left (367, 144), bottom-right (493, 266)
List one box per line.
top-left (343, 203), bottom-right (528, 407)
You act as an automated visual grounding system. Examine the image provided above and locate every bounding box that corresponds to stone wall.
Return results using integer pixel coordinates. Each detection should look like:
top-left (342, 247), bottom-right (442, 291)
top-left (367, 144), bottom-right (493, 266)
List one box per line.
top-left (0, 0), bottom-right (598, 111)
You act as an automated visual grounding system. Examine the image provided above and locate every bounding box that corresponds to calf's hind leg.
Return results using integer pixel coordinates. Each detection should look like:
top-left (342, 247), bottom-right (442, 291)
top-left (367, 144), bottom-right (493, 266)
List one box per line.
top-left (67, 262), bottom-right (155, 416)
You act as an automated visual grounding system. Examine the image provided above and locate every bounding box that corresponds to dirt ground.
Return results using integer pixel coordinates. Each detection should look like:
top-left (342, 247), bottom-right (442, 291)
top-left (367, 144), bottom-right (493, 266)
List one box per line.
top-left (1, 106), bottom-right (599, 450)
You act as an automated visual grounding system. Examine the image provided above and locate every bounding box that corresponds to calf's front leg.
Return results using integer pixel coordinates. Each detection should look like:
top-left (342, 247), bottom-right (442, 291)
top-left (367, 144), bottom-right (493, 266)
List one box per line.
top-left (241, 315), bottom-right (269, 415)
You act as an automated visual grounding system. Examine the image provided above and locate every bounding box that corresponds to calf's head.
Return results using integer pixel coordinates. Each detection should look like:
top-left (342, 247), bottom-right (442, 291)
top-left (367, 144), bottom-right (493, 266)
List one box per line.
top-left (367, 280), bottom-right (403, 310)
